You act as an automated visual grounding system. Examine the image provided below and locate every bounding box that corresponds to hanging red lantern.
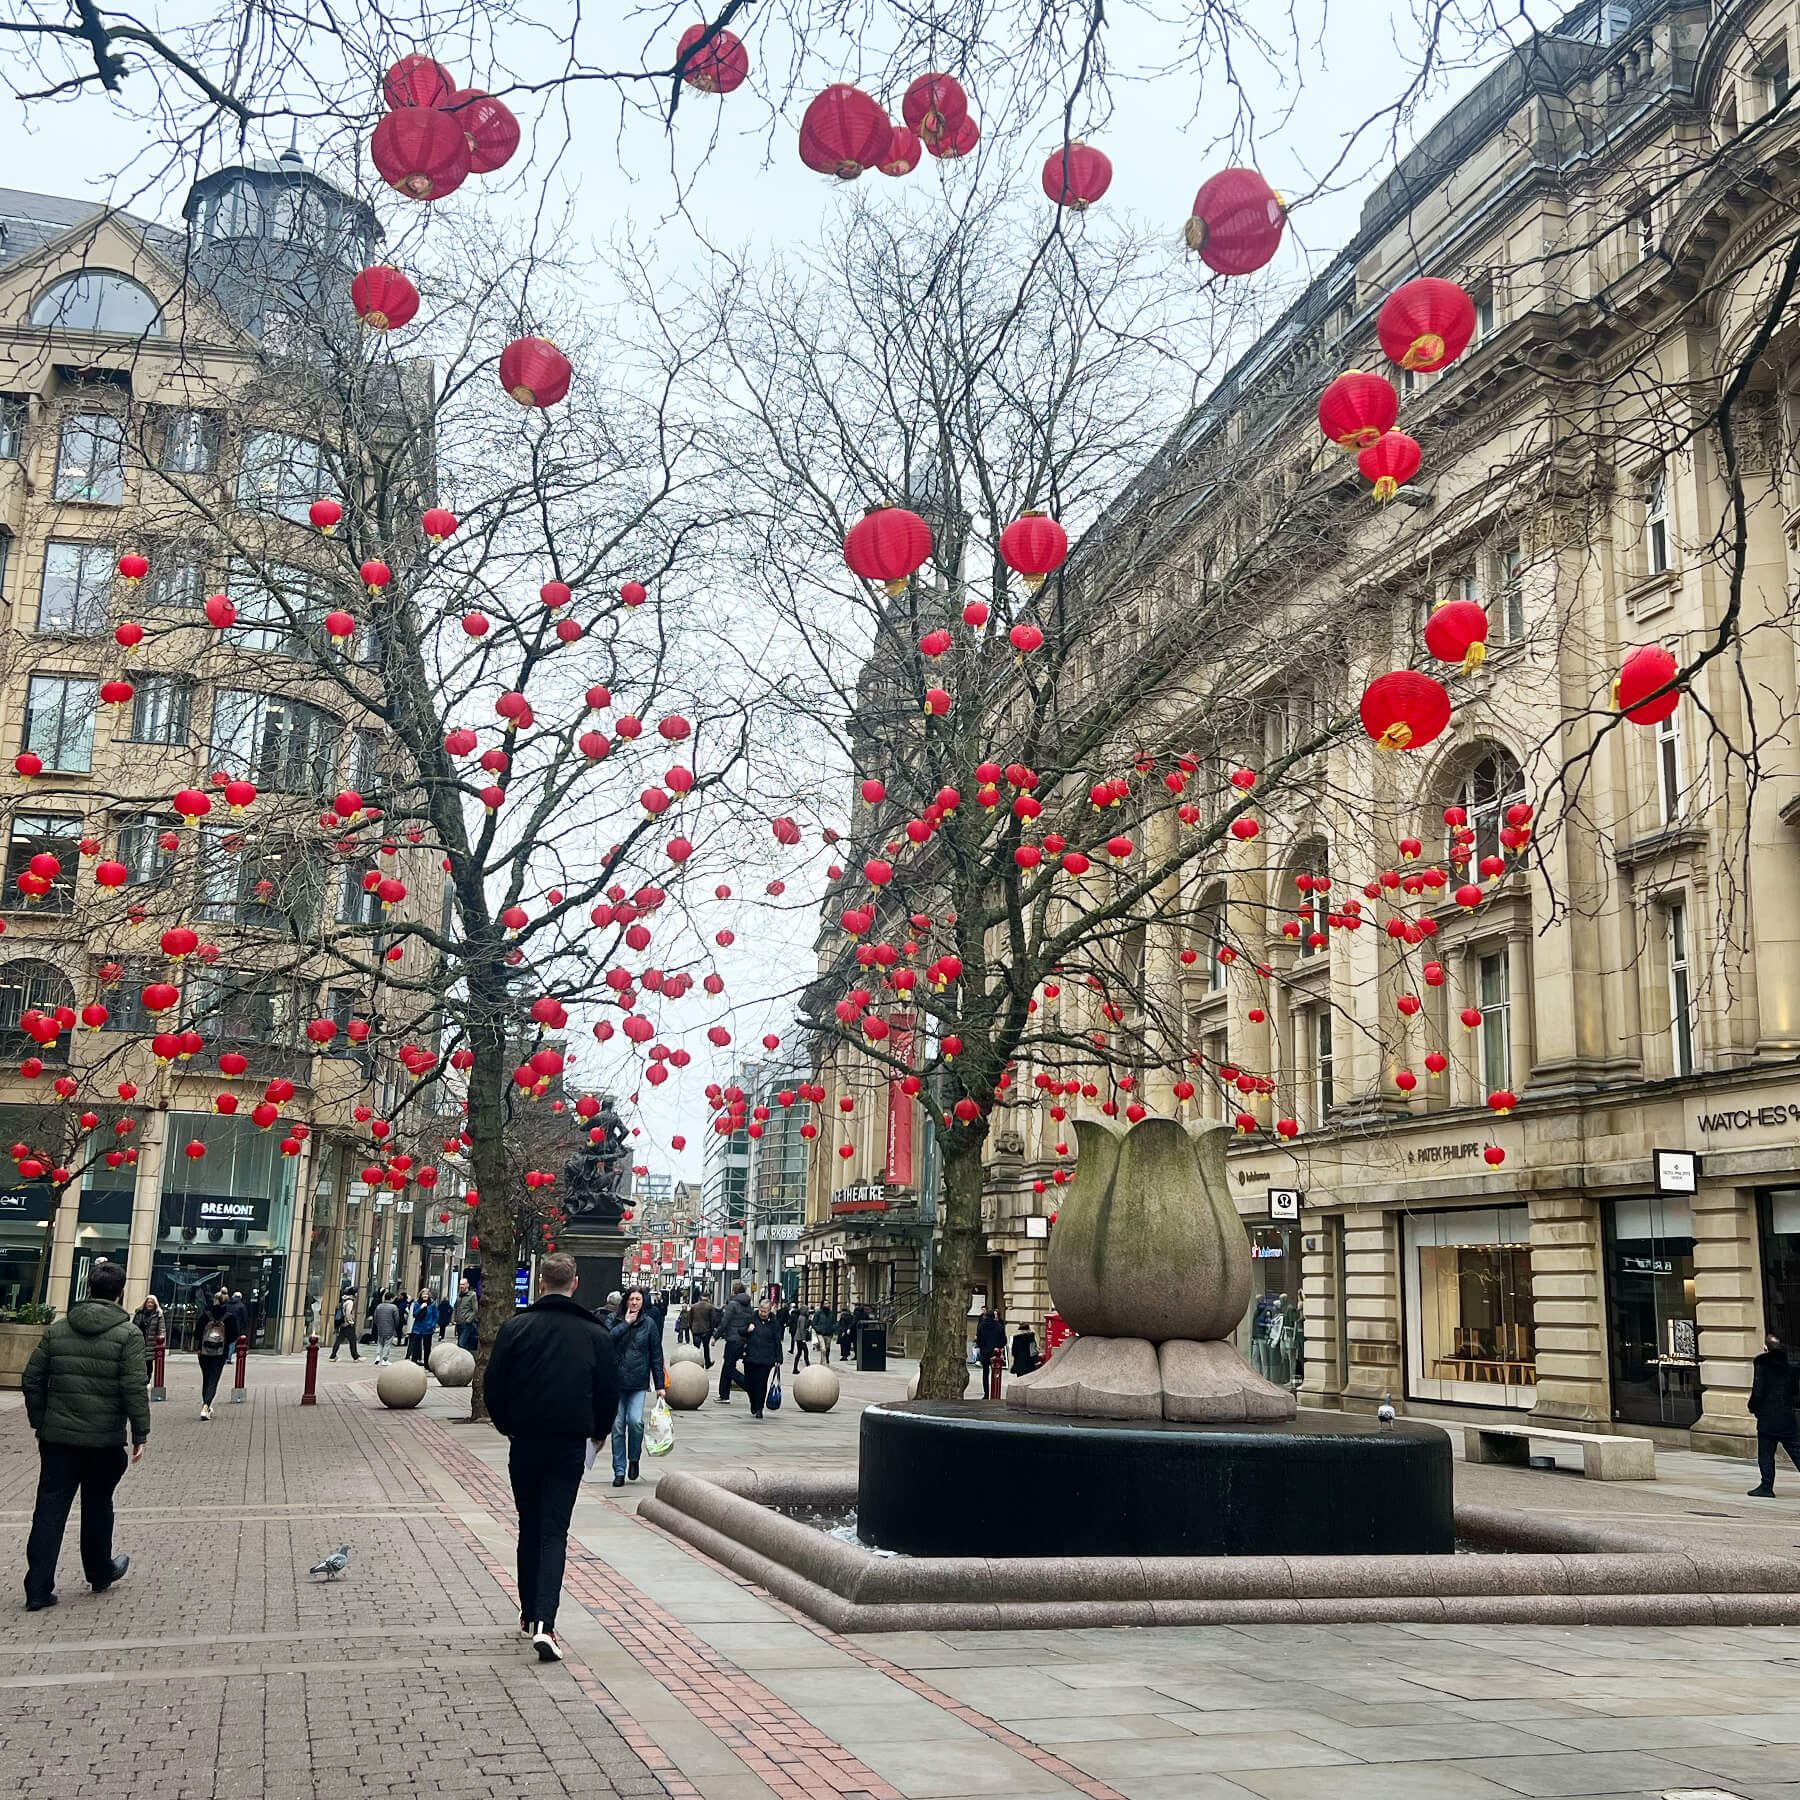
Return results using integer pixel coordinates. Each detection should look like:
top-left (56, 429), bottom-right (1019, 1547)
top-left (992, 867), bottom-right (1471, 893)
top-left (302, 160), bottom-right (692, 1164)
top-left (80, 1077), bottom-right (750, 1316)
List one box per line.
top-left (421, 507), bottom-right (458, 542)
top-left (1358, 431), bottom-right (1422, 502)
top-left (360, 560), bottom-right (391, 593)
top-left (880, 125), bottom-right (923, 176)
top-left (1318, 371), bottom-right (1399, 450)
top-left (99, 679), bottom-right (133, 708)
top-left (383, 55), bottom-right (455, 109)
top-left (498, 337), bottom-right (572, 407)
top-left (308, 498), bottom-right (343, 534)
top-left (675, 23), bottom-right (749, 93)
top-left (1378, 277), bottom-right (1477, 373)
top-left (843, 506), bottom-right (932, 595)
top-left (114, 620), bottom-right (143, 651)
top-left (350, 265), bottom-right (419, 332)
top-left (324, 610), bottom-right (356, 645)
top-left (1360, 670), bottom-right (1452, 751)
top-left (927, 113), bottom-right (980, 160)
top-left (370, 108), bottom-right (471, 201)
top-left (1184, 168), bottom-right (1286, 275)
top-left (447, 89), bottom-right (520, 172)
top-left (1041, 141), bottom-right (1112, 209)
top-left (1423, 599), bottom-right (1489, 672)
top-left (902, 72), bottom-right (968, 142)
top-left (999, 512), bottom-right (1069, 591)
top-left (203, 594), bottom-right (236, 629)
top-left (798, 85), bottom-right (891, 180)
top-left (1615, 644), bottom-right (1680, 723)
top-left (117, 552), bottom-right (148, 584)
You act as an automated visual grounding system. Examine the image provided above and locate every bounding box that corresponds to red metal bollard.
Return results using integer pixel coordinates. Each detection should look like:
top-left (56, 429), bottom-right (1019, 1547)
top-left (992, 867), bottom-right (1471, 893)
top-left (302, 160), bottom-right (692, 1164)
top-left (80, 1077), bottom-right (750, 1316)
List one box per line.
top-left (231, 1333), bottom-right (249, 1403)
top-left (150, 1338), bottom-right (166, 1403)
top-left (301, 1333), bottom-right (320, 1406)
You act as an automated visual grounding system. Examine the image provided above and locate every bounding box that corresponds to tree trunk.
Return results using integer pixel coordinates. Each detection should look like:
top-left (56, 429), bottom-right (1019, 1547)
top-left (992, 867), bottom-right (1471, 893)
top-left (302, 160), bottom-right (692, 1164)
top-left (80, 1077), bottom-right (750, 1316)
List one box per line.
top-left (918, 1134), bottom-right (985, 1399)
top-left (465, 996), bottom-right (513, 1424)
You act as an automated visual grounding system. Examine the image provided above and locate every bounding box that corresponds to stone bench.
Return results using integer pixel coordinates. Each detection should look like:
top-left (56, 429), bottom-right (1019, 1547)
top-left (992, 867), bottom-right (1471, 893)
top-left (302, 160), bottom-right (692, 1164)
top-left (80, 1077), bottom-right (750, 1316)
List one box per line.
top-left (1463, 1423), bottom-right (1655, 1482)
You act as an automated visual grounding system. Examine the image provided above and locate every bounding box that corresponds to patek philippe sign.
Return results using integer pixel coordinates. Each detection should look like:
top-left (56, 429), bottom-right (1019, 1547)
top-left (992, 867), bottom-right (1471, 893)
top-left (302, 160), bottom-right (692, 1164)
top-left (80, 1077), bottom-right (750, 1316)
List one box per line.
top-left (1654, 1149), bottom-right (1698, 1196)
top-left (1405, 1142), bottom-right (1485, 1167)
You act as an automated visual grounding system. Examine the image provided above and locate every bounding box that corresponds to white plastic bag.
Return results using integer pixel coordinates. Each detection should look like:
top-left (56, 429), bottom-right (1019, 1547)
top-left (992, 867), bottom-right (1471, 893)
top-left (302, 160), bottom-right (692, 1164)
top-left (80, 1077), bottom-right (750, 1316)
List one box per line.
top-left (645, 1392), bottom-right (674, 1457)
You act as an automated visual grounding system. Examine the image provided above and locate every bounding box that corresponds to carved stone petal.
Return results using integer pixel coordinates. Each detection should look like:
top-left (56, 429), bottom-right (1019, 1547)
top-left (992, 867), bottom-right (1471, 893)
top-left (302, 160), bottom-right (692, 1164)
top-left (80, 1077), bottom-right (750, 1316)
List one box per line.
top-left (1004, 1334), bottom-right (1161, 1420)
top-left (1159, 1338), bottom-right (1297, 1422)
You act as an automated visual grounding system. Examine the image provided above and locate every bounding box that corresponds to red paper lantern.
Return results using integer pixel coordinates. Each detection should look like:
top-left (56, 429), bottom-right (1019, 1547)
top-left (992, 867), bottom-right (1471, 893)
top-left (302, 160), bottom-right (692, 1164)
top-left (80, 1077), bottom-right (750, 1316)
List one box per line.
top-left (370, 108), bottom-right (471, 201)
top-left (94, 860), bottom-right (127, 888)
top-left (999, 512), bottom-right (1069, 590)
top-left (113, 620), bottom-right (143, 651)
top-left (880, 125), bottom-right (923, 176)
top-left (1184, 168), bottom-right (1286, 275)
top-left (619, 580), bottom-right (646, 607)
top-left (99, 680), bottom-right (133, 707)
top-left (308, 498), bottom-right (343, 534)
top-left (843, 506), bottom-right (932, 595)
top-left (798, 85), bottom-right (890, 180)
top-left (383, 55), bottom-right (455, 109)
top-left (360, 560), bottom-right (391, 592)
top-left (350, 265), bottom-right (419, 332)
top-left (1615, 644), bottom-right (1680, 724)
top-left (447, 89), bottom-right (519, 172)
top-left (1358, 431), bottom-right (1422, 502)
top-left (675, 23), bottom-right (749, 93)
top-left (1423, 599), bottom-right (1490, 672)
top-left (1041, 141), bottom-right (1112, 210)
top-left (498, 337), bottom-right (572, 407)
top-left (421, 507), bottom-right (458, 542)
top-left (927, 113), bottom-right (980, 160)
top-left (117, 552), bottom-right (148, 583)
top-left (1318, 371), bottom-right (1399, 450)
top-left (203, 594), bottom-right (236, 628)
top-left (902, 72), bottom-right (968, 140)
top-left (1360, 670), bottom-right (1452, 752)
top-left (1378, 277), bottom-right (1477, 373)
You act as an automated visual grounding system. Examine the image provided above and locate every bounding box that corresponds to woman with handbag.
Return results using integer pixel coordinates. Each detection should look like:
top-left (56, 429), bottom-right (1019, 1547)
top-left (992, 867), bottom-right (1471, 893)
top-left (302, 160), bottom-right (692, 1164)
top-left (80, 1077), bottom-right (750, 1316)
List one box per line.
top-left (608, 1289), bottom-right (665, 1486)
top-left (196, 1290), bottom-right (234, 1420)
top-left (742, 1298), bottom-right (784, 1419)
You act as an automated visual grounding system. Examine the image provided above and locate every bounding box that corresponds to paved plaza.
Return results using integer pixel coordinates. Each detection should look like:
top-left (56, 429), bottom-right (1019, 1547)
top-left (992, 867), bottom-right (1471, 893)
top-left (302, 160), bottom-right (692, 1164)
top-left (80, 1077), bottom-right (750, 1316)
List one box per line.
top-left (9, 1345), bottom-right (1800, 1799)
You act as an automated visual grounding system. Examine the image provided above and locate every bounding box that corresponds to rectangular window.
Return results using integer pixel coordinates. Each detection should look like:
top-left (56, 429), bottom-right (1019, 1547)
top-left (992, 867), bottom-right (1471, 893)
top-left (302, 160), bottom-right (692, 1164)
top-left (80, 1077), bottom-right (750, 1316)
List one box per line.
top-left (1459, 567), bottom-right (1480, 607)
top-left (195, 826), bottom-right (324, 934)
top-left (144, 558), bottom-right (204, 610)
top-left (1312, 1005), bottom-right (1335, 1124)
top-left (23, 674), bottom-right (97, 773)
top-left (1635, 207), bottom-right (1655, 264)
top-left (1474, 291), bottom-right (1496, 344)
top-left (236, 431), bottom-right (326, 524)
top-left (210, 690), bottom-right (342, 795)
top-left (1645, 469), bottom-right (1669, 574)
top-left (349, 728), bottom-right (384, 797)
top-left (1499, 545), bottom-right (1524, 643)
top-left (187, 970), bottom-right (301, 1049)
top-left (1668, 902), bottom-right (1695, 1077)
top-left (337, 863), bottom-right (382, 926)
top-left (1759, 39), bottom-right (1791, 113)
top-left (53, 411), bottom-right (126, 505)
top-left (1202, 1030), bottom-right (1230, 1122)
top-left (1404, 1207), bottom-right (1536, 1407)
top-left (5, 815), bottom-right (80, 912)
top-left (225, 562), bottom-right (323, 656)
top-left (156, 409), bottom-right (219, 474)
top-left (37, 540), bottom-right (115, 633)
top-left (1656, 711), bottom-right (1683, 825)
top-left (1479, 950), bottom-right (1512, 1093)
top-left (1207, 902), bottom-right (1230, 993)
top-left (0, 395), bottom-right (23, 460)
top-left (115, 817), bottom-right (176, 888)
top-left (128, 675), bottom-right (193, 746)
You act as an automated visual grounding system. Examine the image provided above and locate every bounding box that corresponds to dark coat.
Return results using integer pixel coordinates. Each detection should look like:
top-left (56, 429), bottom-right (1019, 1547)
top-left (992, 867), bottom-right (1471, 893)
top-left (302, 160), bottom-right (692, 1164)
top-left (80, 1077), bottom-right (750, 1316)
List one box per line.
top-left (687, 1296), bottom-right (715, 1337)
top-left (1750, 1348), bottom-right (1799, 1435)
top-left (744, 1315), bottom-right (784, 1367)
top-left (226, 1297), bottom-right (251, 1341)
top-left (1010, 1332), bottom-right (1040, 1376)
top-left (975, 1315), bottom-right (1006, 1357)
top-left (482, 1294), bottom-right (619, 1441)
top-left (196, 1303), bottom-right (234, 1360)
top-left (22, 1299), bottom-right (151, 1447)
top-left (131, 1303), bottom-right (165, 1349)
top-left (718, 1292), bottom-right (756, 1346)
top-left (610, 1312), bottom-right (666, 1394)
top-left (810, 1307), bottom-right (837, 1338)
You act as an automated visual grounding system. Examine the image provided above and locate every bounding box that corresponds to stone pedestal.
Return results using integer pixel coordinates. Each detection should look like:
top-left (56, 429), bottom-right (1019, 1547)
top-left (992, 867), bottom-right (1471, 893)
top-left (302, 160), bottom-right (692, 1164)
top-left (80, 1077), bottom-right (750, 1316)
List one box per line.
top-left (1006, 1333), bottom-right (1296, 1422)
top-left (564, 1226), bottom-right (629, 1308)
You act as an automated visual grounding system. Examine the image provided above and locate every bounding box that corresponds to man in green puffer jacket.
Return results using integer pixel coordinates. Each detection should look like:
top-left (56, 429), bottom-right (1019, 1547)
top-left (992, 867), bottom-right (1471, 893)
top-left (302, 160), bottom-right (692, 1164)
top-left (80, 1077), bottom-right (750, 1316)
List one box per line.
top-left (21, 1260), bottom-right (149, 1611)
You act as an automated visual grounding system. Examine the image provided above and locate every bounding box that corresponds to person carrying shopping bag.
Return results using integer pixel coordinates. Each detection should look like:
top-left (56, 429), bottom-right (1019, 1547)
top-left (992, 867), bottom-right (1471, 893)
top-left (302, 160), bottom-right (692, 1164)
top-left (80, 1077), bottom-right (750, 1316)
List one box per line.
top-left (607, 1289), bottom-right (666, 1487)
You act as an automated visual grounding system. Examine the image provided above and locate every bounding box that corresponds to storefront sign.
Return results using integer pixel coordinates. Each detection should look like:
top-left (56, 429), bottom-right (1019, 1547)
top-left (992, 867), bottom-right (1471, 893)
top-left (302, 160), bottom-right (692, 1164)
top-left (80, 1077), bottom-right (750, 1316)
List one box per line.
top-left (1268, 1187), bottom-right (1301, 1220)
top-left (1405, 1141), bottom-right (1485, 1167)
top-left (764, 1223), bottom-right (801, 1241)
top-left (514, 1265), bottom-right (531, 1307)
top-left (1696, 1105), bottom-right (1798, 1132)
top-left (1655, 1148), bottom-right (1698, 1195)
top-left (832, 1197), bottom-right (888, 1216)
top-left (1024, 1215), bottom-right (1049, 1240)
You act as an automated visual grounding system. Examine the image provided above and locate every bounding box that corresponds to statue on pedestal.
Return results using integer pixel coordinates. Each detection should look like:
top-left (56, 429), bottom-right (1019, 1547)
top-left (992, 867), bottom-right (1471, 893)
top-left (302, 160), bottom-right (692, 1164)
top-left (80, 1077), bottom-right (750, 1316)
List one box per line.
top-left (563, 1099), bottom-right (628, 1226)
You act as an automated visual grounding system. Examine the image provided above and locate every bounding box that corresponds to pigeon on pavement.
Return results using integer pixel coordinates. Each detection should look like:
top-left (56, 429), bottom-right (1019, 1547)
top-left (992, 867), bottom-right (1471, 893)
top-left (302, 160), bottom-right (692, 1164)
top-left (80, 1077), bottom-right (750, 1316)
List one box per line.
top-left (309, 1545), bottom-right (351, 1579)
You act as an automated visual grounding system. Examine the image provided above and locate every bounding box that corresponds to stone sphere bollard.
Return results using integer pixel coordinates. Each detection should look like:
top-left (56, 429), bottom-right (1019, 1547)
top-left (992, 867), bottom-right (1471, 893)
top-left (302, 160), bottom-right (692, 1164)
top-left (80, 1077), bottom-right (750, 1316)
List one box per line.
top-left (376, 1361), bottom-right (429, 1409)
top-left (792, 1363), bottom-right (839, 1412)
top-left (669, 1343), bottom-right (704, 1366)
top-left (907, 1364), bottom-right (974, 1400)
top-left (665, 1360), bottom-right (709, 1410)
top-left (431, 1345), bottom-right (475, 1388)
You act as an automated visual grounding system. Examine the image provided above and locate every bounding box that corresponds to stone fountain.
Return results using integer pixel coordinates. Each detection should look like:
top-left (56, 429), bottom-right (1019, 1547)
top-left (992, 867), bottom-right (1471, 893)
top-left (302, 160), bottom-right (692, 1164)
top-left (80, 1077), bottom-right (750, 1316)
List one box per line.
top-left (856, 1116), bottom-right (1452, 1558)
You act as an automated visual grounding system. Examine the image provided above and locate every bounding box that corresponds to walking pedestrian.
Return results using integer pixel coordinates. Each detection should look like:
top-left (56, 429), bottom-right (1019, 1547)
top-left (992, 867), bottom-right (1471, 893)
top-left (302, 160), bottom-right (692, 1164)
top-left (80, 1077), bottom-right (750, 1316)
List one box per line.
top-left (810, 1301), bottom-right (837, 1366)
top-left (407, 1294), bottom-right (435, 1364)
top-left (20, 1260), bottom-right (146, 1611)
top-left (196, 1291), bottom-right (234, 1420)
top-left (372, 1293), bottom-right (401, 1365)
top-left (599, 1290), bottom-right (623, 1330)
top-left (687, 1292), bottom-right (715, 1369)
top-left (452, 1277), bottom-right (479, 1353)
top-left (607, 1289), bottom-right (666, 1487)
top-left (975, 1308), bottom-right (1006, 1396)
top-left (226, 1290), bottom-right (251, 1347)
top-left (130, 1293), bottom-right (165, 1376)
top-left (1009, 1323), bottom-right (1041, 1377)
top-left (674, 1304), bottom-right (689, 1346)
top-left (329, 1290), bottom-right (360, 1361)
top-left (742, 1299), bottom-right (783, 1419)
top-left (481, 1253), bottom-right (617, 1664)
top-left (790, 1300), bottom-right (811, 1373)
top-left (714, 1282), bottom-right (755, 1404)
top-left (1748, 1332), bottom-right (1800, 1497)
top-left (434, 1289), bottom-right (456, 1347)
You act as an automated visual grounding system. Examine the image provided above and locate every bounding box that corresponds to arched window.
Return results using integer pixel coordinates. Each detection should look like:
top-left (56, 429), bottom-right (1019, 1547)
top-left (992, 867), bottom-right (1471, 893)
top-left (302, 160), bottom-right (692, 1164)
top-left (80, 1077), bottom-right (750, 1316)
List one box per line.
top-left (1195, 883), bottom-right (1230, 994)
top-left (1451, 747), bottom-right (1526, 867)
top-left (0, 958), bottom-right (77, 1064)
top-left (29, 272), bottom-right (163, 337)
top-left (1288, 840), bottom-right (1331, 957)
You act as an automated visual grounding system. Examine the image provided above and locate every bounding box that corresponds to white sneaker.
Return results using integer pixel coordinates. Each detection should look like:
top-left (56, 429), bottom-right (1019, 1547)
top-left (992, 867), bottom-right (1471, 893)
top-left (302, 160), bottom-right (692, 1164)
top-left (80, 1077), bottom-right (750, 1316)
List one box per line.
top-left (531, 1625), bottom-right (562, 1662)
top-left (200, 1405), bottom-right (211, 1420)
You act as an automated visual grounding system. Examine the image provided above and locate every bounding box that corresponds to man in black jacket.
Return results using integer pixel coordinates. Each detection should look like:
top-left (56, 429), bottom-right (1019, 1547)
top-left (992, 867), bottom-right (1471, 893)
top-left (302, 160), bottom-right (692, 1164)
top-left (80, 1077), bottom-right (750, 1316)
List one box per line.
top-left (481, 1253), bottom-right (617, 1660)
top-left (1747, 1331), bottom-right (1800, 1498)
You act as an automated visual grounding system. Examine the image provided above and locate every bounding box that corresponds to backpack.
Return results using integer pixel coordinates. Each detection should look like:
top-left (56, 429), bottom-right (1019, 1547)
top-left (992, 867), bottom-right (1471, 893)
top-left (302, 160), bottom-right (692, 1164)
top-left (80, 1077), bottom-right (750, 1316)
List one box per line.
top-left (200, 1318), bottom-right (227, 1355)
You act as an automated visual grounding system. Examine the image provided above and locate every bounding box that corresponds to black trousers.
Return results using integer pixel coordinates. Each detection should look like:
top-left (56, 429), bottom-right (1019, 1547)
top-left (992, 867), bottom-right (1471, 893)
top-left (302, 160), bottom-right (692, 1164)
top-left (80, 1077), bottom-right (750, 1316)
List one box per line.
top-left (330, 1321), bottom-right (359, 1359)
top-left (692, 1330), bottom-right (712, 1368)
top-left (717, 1341), bottom-right (743, 1400)
top-left (25, 1442), bottom-right (127, 1602)
top-left (199, 1356), bottom-right (226, 1405)
top-left (1759, 1429), bottom-right (1800, 1489)
top-left (743, 1362), bottom-right (773, 1416)
top-left (508, 1436), bottom-right (585, 1631)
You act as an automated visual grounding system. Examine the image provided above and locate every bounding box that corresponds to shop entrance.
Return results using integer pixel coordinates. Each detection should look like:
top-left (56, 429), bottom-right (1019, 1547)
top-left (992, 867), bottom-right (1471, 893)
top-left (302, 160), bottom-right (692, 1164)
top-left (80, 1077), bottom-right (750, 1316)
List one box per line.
top-left (1403, 1206), bottom-right (1536, 1407)
top-left (1606, 1196), bottom-right (1699, 1428)
top-left (1240, 1221), bottom-right (1304, 1388)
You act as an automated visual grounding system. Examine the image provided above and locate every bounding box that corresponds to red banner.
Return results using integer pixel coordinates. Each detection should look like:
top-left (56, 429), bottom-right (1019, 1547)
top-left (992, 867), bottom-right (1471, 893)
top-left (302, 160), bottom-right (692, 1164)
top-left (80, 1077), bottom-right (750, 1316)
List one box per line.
top-left (662, 1238), bottom-right (676, 1267)
top-left (886, 1014), bottom-right (916, 1186)
top-left (725, 1233), bottom-right (741, 1269)
top-left (693, 1235), bottom-right (706, 1270)
top-left (708, 1236), bottom-right (725, 1269)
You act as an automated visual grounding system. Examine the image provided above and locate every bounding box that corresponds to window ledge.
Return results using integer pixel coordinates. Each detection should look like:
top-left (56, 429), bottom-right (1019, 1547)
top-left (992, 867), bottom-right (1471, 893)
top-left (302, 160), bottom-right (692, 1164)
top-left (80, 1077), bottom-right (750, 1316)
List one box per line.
top-left (1622, 567), bottom-right (1678, 621)
top-left (1615, 822), bottom-right (1708, 873)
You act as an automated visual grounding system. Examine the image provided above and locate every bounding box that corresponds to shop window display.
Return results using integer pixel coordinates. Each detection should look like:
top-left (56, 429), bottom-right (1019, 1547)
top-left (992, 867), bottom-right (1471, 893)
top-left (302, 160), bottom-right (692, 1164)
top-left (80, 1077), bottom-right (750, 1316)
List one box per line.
top-left (1606, 1195), bottom-right (1699, 1428)
top-left (1404, 1206), bottom-right (1536, 1406)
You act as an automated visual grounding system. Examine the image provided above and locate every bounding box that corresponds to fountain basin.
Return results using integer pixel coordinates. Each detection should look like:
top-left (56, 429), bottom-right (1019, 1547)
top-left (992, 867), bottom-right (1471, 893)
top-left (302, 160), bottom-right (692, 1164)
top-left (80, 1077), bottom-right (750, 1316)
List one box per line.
top-left (858, 1401), bottom-right (1454, 1557)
